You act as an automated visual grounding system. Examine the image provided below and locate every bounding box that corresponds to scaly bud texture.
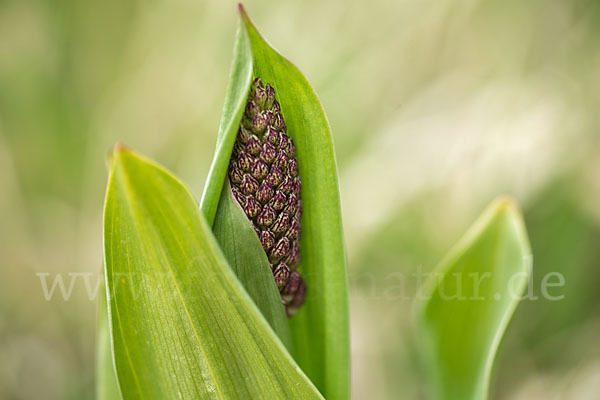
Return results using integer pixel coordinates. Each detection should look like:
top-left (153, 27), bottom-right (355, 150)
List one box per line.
top-left (228, 78), bottom-right (306, 316)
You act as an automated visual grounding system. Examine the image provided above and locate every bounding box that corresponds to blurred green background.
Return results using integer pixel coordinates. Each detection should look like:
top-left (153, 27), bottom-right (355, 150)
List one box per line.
top-left (1, 0), bottom-right (599, 398)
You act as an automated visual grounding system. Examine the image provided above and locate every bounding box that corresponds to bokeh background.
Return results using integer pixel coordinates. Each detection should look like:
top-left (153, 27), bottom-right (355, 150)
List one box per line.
top-left (1, 0), bottom-right (599, 398)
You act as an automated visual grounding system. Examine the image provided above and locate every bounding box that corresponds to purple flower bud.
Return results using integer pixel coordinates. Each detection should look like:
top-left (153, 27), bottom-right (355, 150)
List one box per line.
top-left (228, 162), bottom-right (243, 184)
top-left (231, 186), bottom-right (246, 208)
top-left (237, 151), bottom-right (254, 172)
top-left (270, 236), bottom-right (291, 262)
top-left (265, 84), bottom-right (276, 109)
top-left (284, 194), bottom-right (298, 215)
top-left (251, 160), bottom-right (269, 181)
top-left (239, 126), bottom-right (252, 144)
top-left (244, 195), bottom-right (261, 218)
top-left (251, 77), bottom-right (263, 92)
top-left (273, 263), bottom-right (290, 290)
top-left (287, 137), bottom-right (295, 156)
top-left (251, 112), bottom-right (268, 134)
top-left (232, 141), bottom-right (245, 157)
top-left (260, 229), bottom-right (275, 251)
top-left (282, 271), bottom-right (302, 302)
top-left (269, 191), bottom-right (287, 211)
top-left (264, 126), bottom-right (279, 146)
top-left (271, 212), bottom-right (291, 237)
top-left (246, 135), bottom-right (262, 156)
top-left (257, 205), bottom-right (276, 227)
top-left (279, 175), bottom-right (294, 194)
top-left (285, 240), bottom-right (300, 268)
top-left (245, 100), bottom-right (260, 118)
top-left (278, 132), bottom-right (289, 152)
top-left (273, 151), bottom-right (288, 172)
top-left (256, 182), bottom-right (274, 204)
top-left (287, 157), bottom-right (298, 176)
top-left (254, 85), bottom-right (267, 108)
top-left (272, 99), bottom-right (281, 113)
top-left (263, 110), bottom-right (273, 126)
top-left (260, 142), bottom-right (277, 164)
top-left (241, 173), bottom-right (259, 195)
top-left (265, 167), bottom-right (283, 188)
top-left (286, 217), bottom-right (301, 241)
top-left (272, 111), bottom-right (285, 131)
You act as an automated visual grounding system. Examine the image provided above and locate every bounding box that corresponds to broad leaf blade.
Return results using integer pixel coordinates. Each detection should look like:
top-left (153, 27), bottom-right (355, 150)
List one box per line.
top-left (199, 6), bottom-right (290, 354)
top-left (416, 197), bottom-right (532, 400)
top-left (103, 145), bottom-right (323, 399)
top-left (200, 7), bottom-right (350, 399)
top-left (213, 182), bottom-right (292, 348)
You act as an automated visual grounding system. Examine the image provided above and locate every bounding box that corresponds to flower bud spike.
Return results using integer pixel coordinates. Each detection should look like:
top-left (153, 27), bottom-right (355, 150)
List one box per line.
top-left (227, 78), bottom-right (305, 316)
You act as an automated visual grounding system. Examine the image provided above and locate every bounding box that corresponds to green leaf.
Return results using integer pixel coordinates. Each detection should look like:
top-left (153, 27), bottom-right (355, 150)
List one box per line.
top-left (103, 144), bottom-right (323, 399)
top-left (197, 5), bottom-right (292, 360)
top-left (212, 182), bottom-right (292, 348)
top-left (96, 278), bottom-right (121, 400)
top-left (200, 7), bottom-right (350, 399)
top-left (201, 17), bottom-right (253, 227)
top-left (416, 197), bottom-right (532, 400)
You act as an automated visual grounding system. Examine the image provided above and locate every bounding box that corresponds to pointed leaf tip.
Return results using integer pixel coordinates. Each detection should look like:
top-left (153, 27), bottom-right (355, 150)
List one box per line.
top-left (417, 196), bottom-right (531, 400)
top-left (492, 195), bottom-right (521, 215)
top-left (108, 142), bottom-right (132, 167)
top-left (114, 141), bottom-right (130, 153)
